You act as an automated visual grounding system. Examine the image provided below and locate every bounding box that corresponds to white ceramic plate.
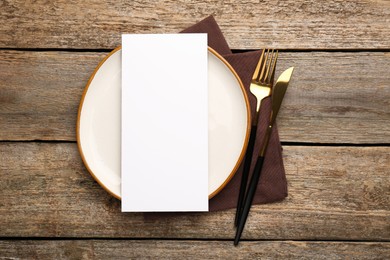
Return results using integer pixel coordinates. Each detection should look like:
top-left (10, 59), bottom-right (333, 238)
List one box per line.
top-left (77, 47), bottom-right (250, 199)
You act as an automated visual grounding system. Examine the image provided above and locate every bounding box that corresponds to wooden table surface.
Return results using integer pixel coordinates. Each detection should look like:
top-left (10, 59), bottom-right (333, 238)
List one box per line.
top-left (1, 1), bottom-right (389, 259)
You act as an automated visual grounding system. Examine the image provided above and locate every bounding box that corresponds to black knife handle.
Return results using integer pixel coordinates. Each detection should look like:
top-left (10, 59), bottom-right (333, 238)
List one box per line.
top-left (234, 156), bottom-right (265, 246)
top-left (234, 126), bottom-right (257, 226)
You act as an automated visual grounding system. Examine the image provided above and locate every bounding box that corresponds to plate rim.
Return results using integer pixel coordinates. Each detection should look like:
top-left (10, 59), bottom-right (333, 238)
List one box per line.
top-left (76, 46), bottom-right (251, 200)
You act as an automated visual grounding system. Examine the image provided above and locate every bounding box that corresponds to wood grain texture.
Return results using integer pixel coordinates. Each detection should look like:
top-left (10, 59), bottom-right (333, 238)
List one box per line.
top-left (0, 240), bottom-right (389, 259)
top-left (1, 0), bottom-right (389, 50)
top-left (1, 50), bottom-right (389, 143)
top-left (0, 50), bottom-right (106, 141)
top-left (0, 143), bottom-right (389, 239)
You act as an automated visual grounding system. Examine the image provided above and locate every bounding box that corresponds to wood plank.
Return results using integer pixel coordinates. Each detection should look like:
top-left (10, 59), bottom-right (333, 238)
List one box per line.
top-left (0, 240), bottom-right (389, 259)
top-left (0, 143), bottom-right (389, 240)
top-left (1, 50), bottom-right (389, 143)
top-left (1, 0), bottom-right (389, 49)
top-left (0, 51), bottom-right (106, 141)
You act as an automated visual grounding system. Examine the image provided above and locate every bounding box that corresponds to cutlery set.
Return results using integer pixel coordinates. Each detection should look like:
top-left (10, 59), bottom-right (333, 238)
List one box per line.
top-left (234, 49), bottom-right (294, 245)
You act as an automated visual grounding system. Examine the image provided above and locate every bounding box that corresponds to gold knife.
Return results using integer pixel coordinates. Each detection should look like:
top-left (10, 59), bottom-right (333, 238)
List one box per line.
top-left (234, 67), bottom-right (294, 246)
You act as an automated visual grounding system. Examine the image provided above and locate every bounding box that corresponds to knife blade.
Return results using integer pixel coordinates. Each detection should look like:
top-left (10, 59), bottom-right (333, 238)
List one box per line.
top-left (259, 66), bottom-right (294, 156)
top-left (271, 67), bottom-right (294, 126)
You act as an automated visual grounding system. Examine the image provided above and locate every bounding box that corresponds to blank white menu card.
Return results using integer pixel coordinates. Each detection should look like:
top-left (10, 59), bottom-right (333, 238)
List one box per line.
top-left (121, 34), bottom-right (208, 212)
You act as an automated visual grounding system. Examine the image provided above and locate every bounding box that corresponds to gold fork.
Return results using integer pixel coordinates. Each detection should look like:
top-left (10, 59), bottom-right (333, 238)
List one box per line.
top-left (251, 49), bottom-right (278, 125)
top-left (234, 49), bottom-right (278, 226)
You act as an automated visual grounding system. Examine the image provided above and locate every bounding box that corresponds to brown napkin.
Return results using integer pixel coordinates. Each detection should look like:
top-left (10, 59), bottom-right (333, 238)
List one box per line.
top-left (183, 16), bottom-right (288, 211)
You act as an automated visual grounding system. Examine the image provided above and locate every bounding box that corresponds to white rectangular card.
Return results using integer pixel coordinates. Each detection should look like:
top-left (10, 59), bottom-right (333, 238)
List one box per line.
top-left (121, 34), bottom-right (208, 212)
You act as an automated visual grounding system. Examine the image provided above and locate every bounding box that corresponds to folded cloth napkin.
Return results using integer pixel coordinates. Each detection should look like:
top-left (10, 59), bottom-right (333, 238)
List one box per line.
top-left (143, 16), bottom-right (287, 219)
top-left (183, 16), bottom-right (288, 211)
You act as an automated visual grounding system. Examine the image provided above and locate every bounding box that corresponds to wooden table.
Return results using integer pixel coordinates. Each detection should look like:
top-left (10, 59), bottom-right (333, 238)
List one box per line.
top-left (1, 1), bottom-right (389, 258)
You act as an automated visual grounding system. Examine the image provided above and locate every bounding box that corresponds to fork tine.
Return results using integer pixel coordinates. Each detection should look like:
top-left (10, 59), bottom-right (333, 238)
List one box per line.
top-left (258, 49), bottom-right (270, 82)
top-left (263, 49), bottom-right (274, 83)
top-left (268, 50), bottom-right (278, 84)
top-left (252, 49), bottom-right (265, 81)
